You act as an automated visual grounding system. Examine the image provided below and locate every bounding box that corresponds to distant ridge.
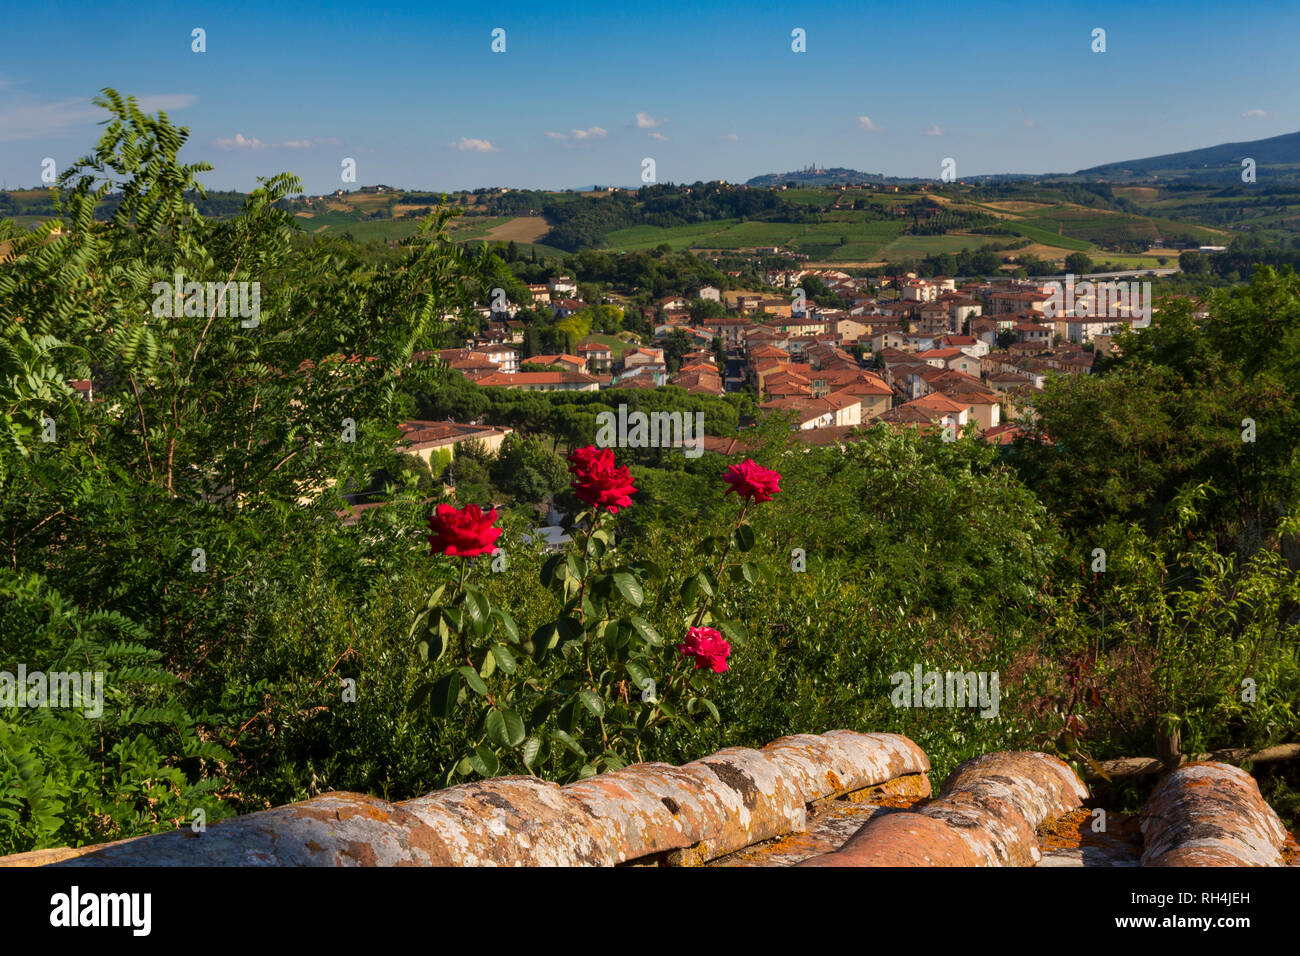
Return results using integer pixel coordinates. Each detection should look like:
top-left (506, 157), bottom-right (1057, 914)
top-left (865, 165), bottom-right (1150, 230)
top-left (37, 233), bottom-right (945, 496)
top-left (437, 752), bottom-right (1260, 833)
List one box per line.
top-left (1077, 130), bottom-right (1300, 180)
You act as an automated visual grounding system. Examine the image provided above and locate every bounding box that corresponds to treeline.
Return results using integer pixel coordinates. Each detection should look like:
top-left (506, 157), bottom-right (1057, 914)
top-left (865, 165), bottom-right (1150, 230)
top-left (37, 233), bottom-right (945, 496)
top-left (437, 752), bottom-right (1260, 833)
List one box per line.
top-left (0, 187), bottom-right (250, 222)
top-left (893, 245), bottom-right (1009, 278)
top-left (1182, 233), bottom-right (1300, 280)
top-left (541, 183), bottom-right (799, 251)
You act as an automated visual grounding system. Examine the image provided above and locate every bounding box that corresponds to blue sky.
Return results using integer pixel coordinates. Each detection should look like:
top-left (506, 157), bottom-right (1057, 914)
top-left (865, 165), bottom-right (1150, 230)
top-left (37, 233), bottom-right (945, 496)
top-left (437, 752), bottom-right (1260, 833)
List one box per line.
top-left (2, 0), bottom-right (1299, 194)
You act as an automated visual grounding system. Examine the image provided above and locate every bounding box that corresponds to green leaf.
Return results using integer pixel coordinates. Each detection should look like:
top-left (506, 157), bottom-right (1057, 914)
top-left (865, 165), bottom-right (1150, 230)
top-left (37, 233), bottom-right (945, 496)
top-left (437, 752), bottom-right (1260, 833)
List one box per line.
top-left (459, 666), bottom-right (488, 697)
top-left (531, 623), bottom-right (560, 663)
top-left (557, 698), bottom-right (578, 732)
top-left (489, 643), bottom-right (517, 674)
top-left (680, 576), bottom-right (699, 606)
top-left (530, 696), bottom-right (557, 726)
top-left (521, 736), bottom-right (543, 769)
top-left (494, 608), bottom-right (520, 645)
top-left (550, 729), bottom-right (586, 758)
top-left (625, 660), bottom-right (652, 691)
top-left (629, 616), bottom-right (662, 646)
top-left (414, 613), bottom-right (448, 663)
top-left (556, 615), bottom-right (583, 645)
top-left (741, 561), bottom-right (760, 585)
top-left (443, 607), bottom-right (464, 634)
top-left (468, 745), bottom-right (499, 777)
top-left (732, 523), bottom-right (756, 552)
top-left (500, 707), bottom-right (526, 747)
top-left (567, 553), bottom-right (588, 581)
top-left (408, 608), bottom-right (431, 642)
top-left (462, 586), bottom-right (491, 637)
top-left (612, 571), bottom-right (643, 607)
top-left (424, 583), bottom-right (447, 609)
top-left (541, 554), bottom-right (565, 586)
top-left (636, 560), bottom-right (664, 583)
top-left (486, 709), bottom-right (510, 748)
top-left (615, 622), bottom-right (637, 653)
top-left (695, 535), bottom-right (717, 557)
top-left (407, 680), bottom-right (434, 712)
top-left (578, 689), bottom-right (605, 717)
top-left (701, 698), bottom-right (721, 723)
top-left (429, 671), bottom-right (461, 718)
top-left (486, 707), bottom-right (524, 749)
top-left (716, 620), bottom-right (748, 647)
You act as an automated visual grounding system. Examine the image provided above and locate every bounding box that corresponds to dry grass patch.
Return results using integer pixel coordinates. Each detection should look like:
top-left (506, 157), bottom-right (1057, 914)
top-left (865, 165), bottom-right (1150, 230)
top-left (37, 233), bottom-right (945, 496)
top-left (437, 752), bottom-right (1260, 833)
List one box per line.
top-left (484, 216), bottom-right (551, 243)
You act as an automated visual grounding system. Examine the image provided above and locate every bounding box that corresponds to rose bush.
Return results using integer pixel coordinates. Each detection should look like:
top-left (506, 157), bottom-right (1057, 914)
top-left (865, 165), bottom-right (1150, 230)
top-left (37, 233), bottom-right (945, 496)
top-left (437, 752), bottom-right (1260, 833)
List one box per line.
top-left (409, 447), bottom-right (782, 782)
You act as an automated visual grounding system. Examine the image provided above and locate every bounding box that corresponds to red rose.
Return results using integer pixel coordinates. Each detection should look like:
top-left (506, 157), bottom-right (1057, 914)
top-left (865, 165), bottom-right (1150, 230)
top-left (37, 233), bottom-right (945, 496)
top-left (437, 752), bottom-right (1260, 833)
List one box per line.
top-left (426, 503), bottom-right (502, 557)
top-left (567, 445), bottom-right (636, 513)
top-left (678, 626), bottom-right (732, 673)
top-left (722, 459), bottom-right (781, 503)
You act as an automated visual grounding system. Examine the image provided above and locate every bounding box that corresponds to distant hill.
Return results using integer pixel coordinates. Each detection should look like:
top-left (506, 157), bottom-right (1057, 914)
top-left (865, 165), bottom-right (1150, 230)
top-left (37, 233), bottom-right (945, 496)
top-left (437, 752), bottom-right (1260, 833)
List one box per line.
top-left (1077, 130), bottom-right (1300, 181)
top-left (746, 167), bottom-right (885, 187)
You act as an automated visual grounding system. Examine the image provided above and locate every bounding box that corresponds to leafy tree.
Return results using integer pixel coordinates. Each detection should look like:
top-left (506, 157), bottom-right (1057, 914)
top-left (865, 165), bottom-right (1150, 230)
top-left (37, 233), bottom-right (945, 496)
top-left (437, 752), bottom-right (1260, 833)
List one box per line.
top-left (1065, 252), bottom-right (1093, 274)
top-left (663, 327), bottom-right (693, 373)
top-left (490, 433), bottom-right (568, 502)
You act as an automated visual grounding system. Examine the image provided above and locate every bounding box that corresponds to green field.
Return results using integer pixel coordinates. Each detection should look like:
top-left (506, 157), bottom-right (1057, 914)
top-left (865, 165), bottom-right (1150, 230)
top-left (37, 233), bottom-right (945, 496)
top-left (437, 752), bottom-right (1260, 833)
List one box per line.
top-left (1083, 254), bottom-right (1177, 270)
top-left (699, 221), bottom-right (808, 249)
top-left (780, 188), bottom-right (837, 208)
top-left (604, 216), bottom-right (906, 258)
top-left (1003, 222), bottom-right (1094, 251)
top-left (873, 234), bottom-right (995, 260)
top-left (293, 216), bottom-right (423, 241)
top-left (579, 332), bottom-right (642, 357)
top-left (1017, 213), bottom-right (1158, 245)
top-left (445, 216), bottom-right (510, 239)
top-left (605, 220), bottom-right (739, 251)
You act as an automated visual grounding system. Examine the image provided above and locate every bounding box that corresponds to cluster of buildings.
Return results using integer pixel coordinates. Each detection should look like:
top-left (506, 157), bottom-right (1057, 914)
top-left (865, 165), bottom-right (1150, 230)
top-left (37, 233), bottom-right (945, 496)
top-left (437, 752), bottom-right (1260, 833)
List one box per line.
top-left (652, 271), bottom-right (1141, 447)
top-left (426, 266), bottom-right (1155, 449)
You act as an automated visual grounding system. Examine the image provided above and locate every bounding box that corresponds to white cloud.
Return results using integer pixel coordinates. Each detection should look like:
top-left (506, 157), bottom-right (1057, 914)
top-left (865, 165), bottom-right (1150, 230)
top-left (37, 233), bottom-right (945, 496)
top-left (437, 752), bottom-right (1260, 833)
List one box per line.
top-left (925, 124), bottom-right (944, 137)
top-left (570, 126), bottom-right (607, 140)
top-left (857, 116), bottom-right (880, 131)
top-left (545, 131), bottom-right (568, 139)
top-left (649, 132), bottom-right (668, 141)
top-left (449, 137), bottom-right (499, 152)
top-left (1022, 118), bottom-right (1037, 128)
top-left (1243, 108), bottom-right (1270, 118)
top-left (723, 133), bottom-right (740, 141)
top-left (216, 134), bottom-right (339, 151)
top-left (635, 111), bottom-right (660, 129)
top-left (216, 133), bottom-right (267, 150)
top-left (0, 92), bottom-right (194, 142)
